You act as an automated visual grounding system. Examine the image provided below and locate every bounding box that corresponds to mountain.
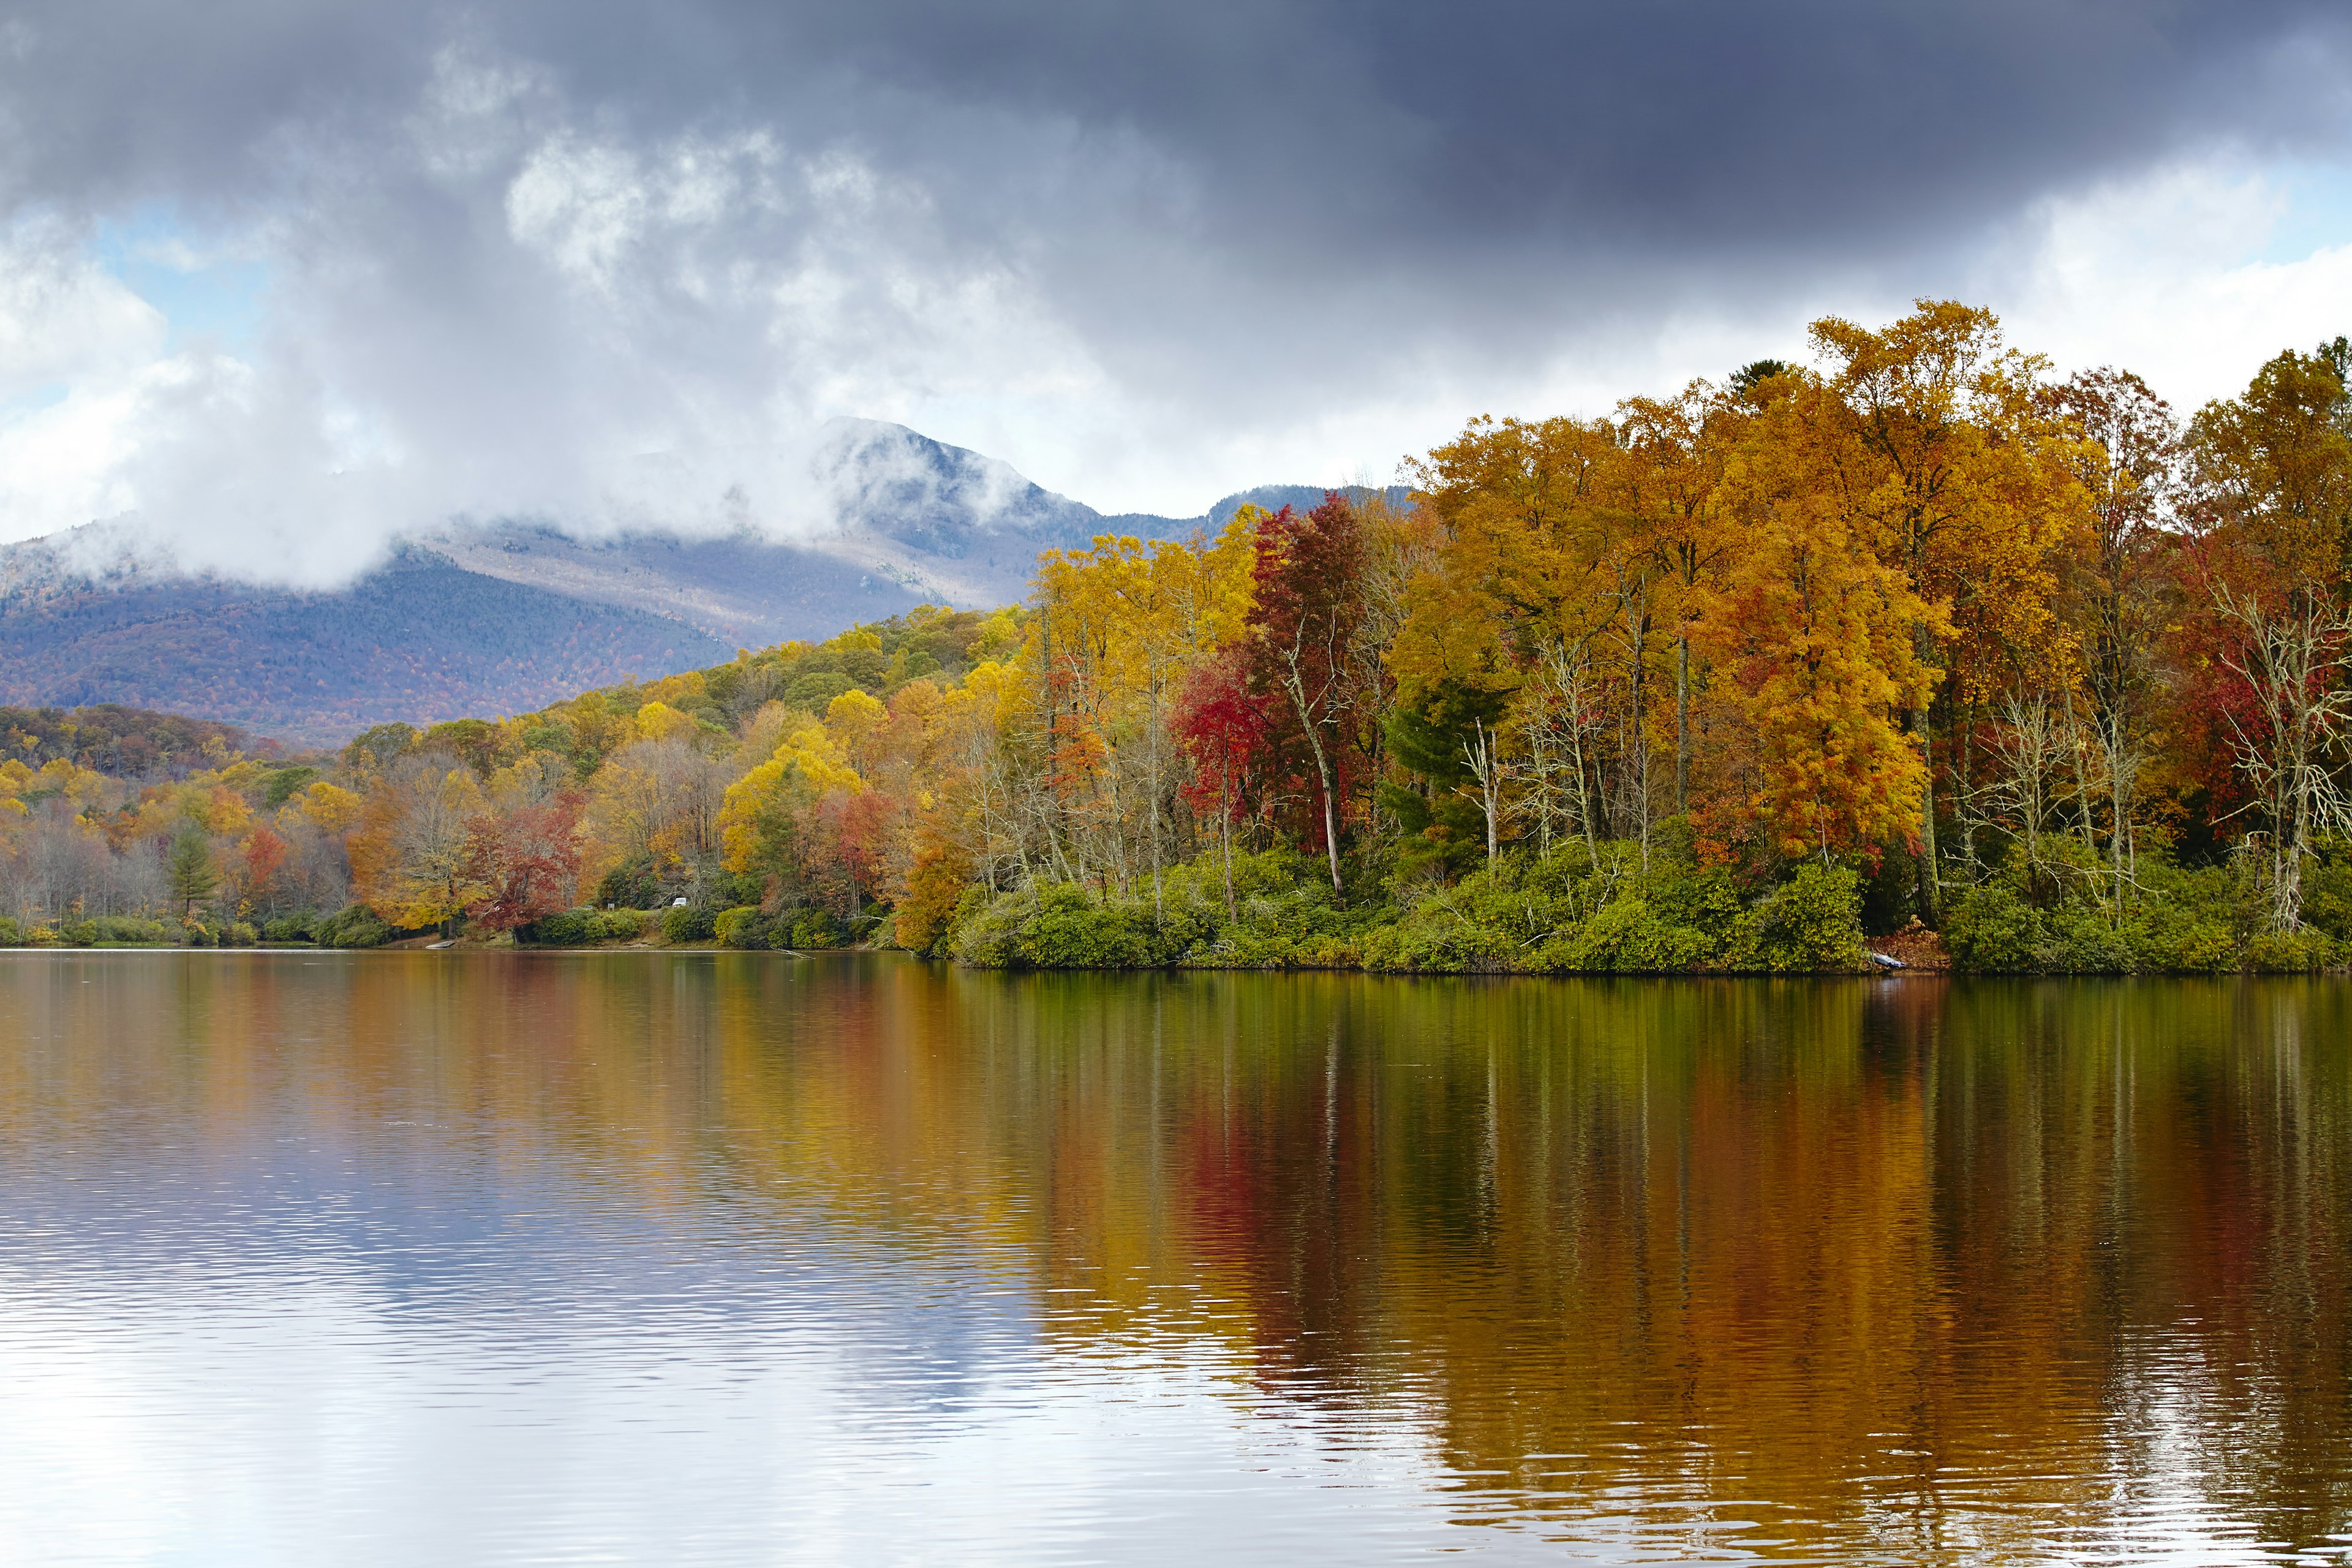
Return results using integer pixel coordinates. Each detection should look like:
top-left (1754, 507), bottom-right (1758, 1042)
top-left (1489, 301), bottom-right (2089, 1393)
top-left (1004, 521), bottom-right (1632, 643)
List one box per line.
top-left (0, 420), bottom-right (1401, 745)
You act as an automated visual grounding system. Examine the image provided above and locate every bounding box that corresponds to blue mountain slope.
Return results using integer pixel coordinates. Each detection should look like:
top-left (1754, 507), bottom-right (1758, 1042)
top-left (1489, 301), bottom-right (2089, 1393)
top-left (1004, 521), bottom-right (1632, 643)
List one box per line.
top-left (0, 549), bottom-right (731, 745)
top-left (0, 421), bottom-right (1403, 744)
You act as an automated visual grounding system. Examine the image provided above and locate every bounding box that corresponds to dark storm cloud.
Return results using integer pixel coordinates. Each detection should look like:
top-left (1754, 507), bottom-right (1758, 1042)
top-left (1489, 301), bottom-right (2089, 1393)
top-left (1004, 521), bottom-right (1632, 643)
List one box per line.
top-left (9, 1), bottom-right (2343, 257)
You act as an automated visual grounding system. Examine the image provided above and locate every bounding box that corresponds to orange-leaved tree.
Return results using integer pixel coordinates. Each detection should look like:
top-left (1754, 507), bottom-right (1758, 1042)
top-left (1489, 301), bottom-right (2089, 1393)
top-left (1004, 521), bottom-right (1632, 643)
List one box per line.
top-left (1699, 380), bottom-right (1950, 863)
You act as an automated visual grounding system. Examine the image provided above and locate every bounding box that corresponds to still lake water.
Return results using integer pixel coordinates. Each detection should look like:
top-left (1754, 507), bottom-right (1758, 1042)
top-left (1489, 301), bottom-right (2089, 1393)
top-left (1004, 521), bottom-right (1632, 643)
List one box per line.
top-left (0, 952), bottom-right (2347, 1566)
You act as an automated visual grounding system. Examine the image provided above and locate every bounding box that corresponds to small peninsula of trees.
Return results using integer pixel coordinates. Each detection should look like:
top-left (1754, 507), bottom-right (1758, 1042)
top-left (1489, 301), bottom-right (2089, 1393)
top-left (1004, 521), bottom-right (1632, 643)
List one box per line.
top-left (7, 301), bottom-right (2352, 973)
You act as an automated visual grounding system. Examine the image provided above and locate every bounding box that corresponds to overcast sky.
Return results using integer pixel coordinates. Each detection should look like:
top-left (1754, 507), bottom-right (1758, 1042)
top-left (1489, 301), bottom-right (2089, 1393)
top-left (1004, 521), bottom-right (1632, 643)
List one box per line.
top-left (2, 1), bottom-right (2349, 582)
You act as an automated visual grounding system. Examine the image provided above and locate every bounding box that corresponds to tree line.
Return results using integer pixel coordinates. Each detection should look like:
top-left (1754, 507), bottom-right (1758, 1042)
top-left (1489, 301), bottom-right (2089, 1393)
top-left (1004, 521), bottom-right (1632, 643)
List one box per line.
top-left (6, 301), bottom-right (2350, 971)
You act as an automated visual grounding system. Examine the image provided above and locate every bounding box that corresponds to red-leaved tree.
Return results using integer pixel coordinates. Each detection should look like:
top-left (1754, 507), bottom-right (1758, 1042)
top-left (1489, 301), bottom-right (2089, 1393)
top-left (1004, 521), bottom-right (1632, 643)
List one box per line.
top-left (1239, 497), bottom-right (1370, 898)
top-left (464, 796), bottom-right (584, 933)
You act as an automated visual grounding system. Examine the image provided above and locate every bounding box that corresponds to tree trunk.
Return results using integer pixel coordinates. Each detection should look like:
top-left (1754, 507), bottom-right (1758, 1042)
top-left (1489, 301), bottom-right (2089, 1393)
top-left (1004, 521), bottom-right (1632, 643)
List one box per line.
top-left (1914, 704), bottom-right (1939, 922)
top-left (1675, 633), bottom-right (1690, 815)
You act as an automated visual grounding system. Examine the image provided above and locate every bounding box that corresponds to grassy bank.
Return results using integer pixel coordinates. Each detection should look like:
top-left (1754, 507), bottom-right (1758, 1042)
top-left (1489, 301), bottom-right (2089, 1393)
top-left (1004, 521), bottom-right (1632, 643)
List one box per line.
top-left (921, 839), bottom-right (2352, 977)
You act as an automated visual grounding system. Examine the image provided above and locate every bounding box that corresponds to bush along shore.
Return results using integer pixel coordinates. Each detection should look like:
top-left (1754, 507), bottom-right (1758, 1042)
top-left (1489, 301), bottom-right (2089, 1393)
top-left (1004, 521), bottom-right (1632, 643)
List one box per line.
top-left (917, 833), bottom-right (2352, 976)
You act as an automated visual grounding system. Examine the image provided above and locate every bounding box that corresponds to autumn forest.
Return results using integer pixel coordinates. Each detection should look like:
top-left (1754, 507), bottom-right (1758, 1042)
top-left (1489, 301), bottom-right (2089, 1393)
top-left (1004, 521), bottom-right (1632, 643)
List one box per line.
top-left (7, 301), bottom-right (2352, 974)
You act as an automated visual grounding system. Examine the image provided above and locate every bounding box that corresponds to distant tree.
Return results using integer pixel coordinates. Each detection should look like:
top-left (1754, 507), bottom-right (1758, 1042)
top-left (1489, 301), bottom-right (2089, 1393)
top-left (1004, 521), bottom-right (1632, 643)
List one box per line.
top-left (1728, 358), bottom-right (1794, 402)
top-left (167, 830), bottom-right (220, 919)
top-left (344, 723), bottom-right (417, 774)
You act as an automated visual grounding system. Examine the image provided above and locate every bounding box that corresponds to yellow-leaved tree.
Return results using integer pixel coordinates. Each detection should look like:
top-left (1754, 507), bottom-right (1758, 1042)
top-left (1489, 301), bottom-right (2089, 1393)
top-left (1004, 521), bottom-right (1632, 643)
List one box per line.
top-left (1698, 379), bottom-right (1950, 862)
top-left (718, 718), bottom-right (863, 903)
top-left (347, 757), bottom-right (489, 934)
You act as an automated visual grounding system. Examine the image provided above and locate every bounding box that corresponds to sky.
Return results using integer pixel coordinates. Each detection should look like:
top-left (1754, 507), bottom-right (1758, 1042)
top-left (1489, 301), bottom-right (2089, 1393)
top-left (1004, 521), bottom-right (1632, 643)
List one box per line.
top-left (1, 1), bottom-right (2349, 584)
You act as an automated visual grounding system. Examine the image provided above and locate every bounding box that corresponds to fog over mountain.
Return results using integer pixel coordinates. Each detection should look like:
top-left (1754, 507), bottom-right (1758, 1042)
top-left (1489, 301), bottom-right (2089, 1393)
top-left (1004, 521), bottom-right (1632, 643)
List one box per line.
top-left (0, 420), bottom-right (1391, 742)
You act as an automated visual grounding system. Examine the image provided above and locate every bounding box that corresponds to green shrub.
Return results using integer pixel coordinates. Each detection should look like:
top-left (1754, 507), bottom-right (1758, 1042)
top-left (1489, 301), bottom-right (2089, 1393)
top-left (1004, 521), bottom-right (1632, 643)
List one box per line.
top-left (2038, 903), bottom-right (2135, 974)
top-left (1726, 863), bottom-right (1865, 971)
top-left (70, 915), bottom-right (175, 946)
top-left (2298, 844), bottom-right (2352, 943)
top-left (2122, 901), bottom-right (2236, 973)
top-left (590, 908), bottom-right (647, 942)
top-left (316, 904), bottom-right (394, 949)
top-left (661, 904), bottom-right (716, 944)
top-left (789, 908), bottom-right (843, 949)
top-left (714, 907), bottom-right (767, 948)
top-left (1943, 886), bottom-right (2043, 972)
top-left (519, 909), bottom-right (593, 946)
top-left (0, 914), bottom-right (20, 945)
top-left (262, 913), bottom-right (319, 943)
top-left (594, 859), bottom-right (666, 910)
top-left (952, 883), bottom-right (1211, 968)
top-left (1556, 897), bottom-right (1717, 972)
top-left (181, 921), bottom-right (216, 948)
top-left (2245, 927), bottom-right (2335, 972)
top-left (224, 921), bottom-right (260, 948)
top-left (1019, 900), bottom-right (1163, 968)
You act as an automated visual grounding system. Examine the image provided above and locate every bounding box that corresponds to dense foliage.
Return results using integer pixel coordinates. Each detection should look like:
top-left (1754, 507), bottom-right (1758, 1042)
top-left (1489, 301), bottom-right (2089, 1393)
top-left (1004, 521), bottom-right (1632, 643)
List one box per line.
top-left (7, 303), bottom-right (2351, 971)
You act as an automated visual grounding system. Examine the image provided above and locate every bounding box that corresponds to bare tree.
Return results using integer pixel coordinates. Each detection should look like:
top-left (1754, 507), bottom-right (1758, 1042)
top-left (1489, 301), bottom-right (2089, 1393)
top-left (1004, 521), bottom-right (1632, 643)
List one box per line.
top-left (2211, 584), bottom-right (2352, 930)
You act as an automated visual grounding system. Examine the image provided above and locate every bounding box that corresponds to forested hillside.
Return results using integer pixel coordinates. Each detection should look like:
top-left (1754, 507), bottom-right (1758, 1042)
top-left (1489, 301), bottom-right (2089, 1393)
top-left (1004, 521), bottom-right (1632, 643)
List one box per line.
top-left (8, 302), bottom-right (2351, 974)
top-left (0, 548), bottom-right (731, 743)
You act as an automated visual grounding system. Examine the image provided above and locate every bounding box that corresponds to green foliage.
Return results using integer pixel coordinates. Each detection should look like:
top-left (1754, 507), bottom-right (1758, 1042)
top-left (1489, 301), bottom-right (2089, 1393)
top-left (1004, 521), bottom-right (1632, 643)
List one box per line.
top-left (1722, 863), bottom-right (1866, 971)
top-left (167, 830), bottom-right (221, 912)
top-left (1942, 842), bottom-right (2335, 974)
top-left (519, 910), bottom-right (592, 946)
top-left (954, 883), bottom-right (1212, 968)
top-left (950, 845), bottom-right (1869, 975)
top-left (595, 859), bottom-right (666, 910)
top-left (661, 904), bottom-right (717, 944)
top-left (181, 921), bottom-right (215, 948)
top-left (0, 915), bottom-right (20, 945)
top-left (788, 908), bottom-right (844, 949)
top-left (262, 913), bottom-right (319, 943)
top-left (423, 718), bottom-right (503, 775)
top-left (782, 671), bottom-right (856, 712)
top-left (592, 908), bottom-right (649, 942)
top-left (263, 766), bottom-right (320, 807)
top-left (224, 921), bottom-right (260, 948)
top-left (2246, 927), bottom-right (2338, 972)
top-left (714, 907), bottom-right (769, 948)
top-left (1942, 886), bottom-right (2041, 971)
top-left (61, 915), bottom-right (175, 946)
top-left (317, 903), bottom-right (394, 949)
top-left (344, 722), bottom-right (417, 771)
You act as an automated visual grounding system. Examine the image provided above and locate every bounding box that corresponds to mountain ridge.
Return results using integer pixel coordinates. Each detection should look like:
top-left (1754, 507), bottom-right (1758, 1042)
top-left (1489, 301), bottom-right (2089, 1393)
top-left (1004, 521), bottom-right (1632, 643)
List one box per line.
top-left (0, 420), bottom-right (1408, 744)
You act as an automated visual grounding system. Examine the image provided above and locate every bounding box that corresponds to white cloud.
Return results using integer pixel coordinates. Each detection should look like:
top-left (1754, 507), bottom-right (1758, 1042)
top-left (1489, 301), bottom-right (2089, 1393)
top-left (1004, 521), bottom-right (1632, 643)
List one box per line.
top-left (1991, 157), bottom-right (2352, 407)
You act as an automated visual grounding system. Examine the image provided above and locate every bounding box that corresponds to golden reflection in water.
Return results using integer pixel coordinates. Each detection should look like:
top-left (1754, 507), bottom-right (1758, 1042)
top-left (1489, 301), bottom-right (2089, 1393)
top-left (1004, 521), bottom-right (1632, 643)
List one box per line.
top-left (1, 952), bottom-right (2346, 1562)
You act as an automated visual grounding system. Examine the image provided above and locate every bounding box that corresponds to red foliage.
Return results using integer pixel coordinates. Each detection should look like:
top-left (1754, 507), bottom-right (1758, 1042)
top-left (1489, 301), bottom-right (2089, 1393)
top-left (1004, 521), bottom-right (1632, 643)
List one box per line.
top-left (1172, 649), bottom-right (1284, 829)
top-left (1234, 497), bottom-right (1373, 862)
top-left (236, 824), bottom-right (290, 903)
top-left (464, 794), bottom-right (585, 932)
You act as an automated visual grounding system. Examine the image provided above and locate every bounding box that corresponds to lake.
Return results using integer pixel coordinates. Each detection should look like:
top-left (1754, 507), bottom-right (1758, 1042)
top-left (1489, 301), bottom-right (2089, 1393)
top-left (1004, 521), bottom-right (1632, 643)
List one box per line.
top-left (0, 952), bottom-right (2346, 1565)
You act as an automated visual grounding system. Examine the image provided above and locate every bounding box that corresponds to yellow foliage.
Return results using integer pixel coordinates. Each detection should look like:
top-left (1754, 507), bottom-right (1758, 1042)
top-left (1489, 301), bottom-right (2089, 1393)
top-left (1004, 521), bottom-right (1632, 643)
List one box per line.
top-left (718, 722), bottom-right (862, 873)
top-left (347, 764), bottom-right (488, 930)
top-left (824, 689), bottom-right (888, 757)
top-left (633, 701), bottom-right (701, 744)
top-left (296, 781), bottom-right (366, 835)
